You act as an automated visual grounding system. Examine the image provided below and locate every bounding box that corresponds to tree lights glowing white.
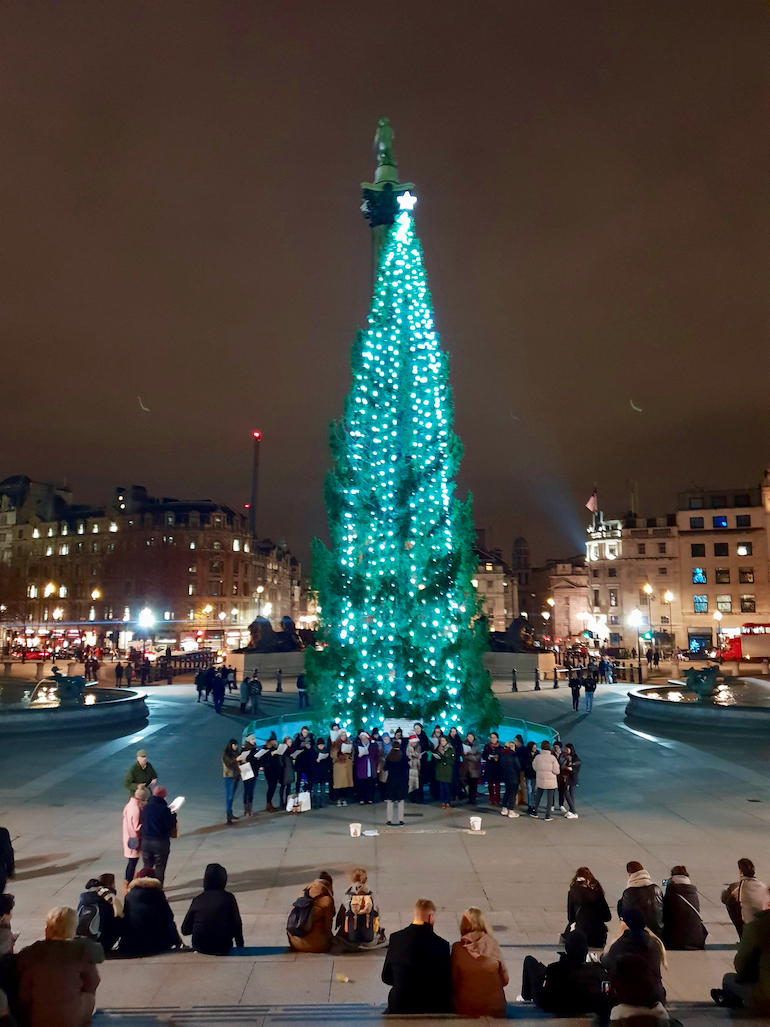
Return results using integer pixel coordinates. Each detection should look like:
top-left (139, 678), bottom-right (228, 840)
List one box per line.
top-left (308, 201), bottom-right (498, 734)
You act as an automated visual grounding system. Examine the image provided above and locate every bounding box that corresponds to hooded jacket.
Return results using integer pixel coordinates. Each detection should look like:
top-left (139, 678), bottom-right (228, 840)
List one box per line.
top-left (532, 751), bottom-right (560, 790)
top-left (540, 932), bottom-right (609, 1015)
top-left (450, 930), bottom-right (508, 1017)
top-left (661, 876), bottom-right (707, 950)
top-left (286, 879), bottom-right (334, 953)
top-left (120, 878), bottom-right (180, 956)
top-left (181, 864), bottom-right (244, 955)
top-left (617, 870), bottom-right (664, 938)
top-left (16, 938), bottom-right (103, 1027)
top-left (734, 907), bottom-right (770, 1014)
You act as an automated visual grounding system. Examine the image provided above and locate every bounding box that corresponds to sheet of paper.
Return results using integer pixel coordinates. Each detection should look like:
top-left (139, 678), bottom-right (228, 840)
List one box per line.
top-left (340, 742), bottom-right (353, 753)
top-left (463, 744), bottom-right (472, 754)
top-left (276, 743), bottom-right (287, 755)
top-left (255, 748), bottom-right (268, 759)
top-left (168, 796), bottom-right (185, 814)
top-left (317, 752), bottom-right (329, 760)
top-left (358, 743), bottom-right (369, 755)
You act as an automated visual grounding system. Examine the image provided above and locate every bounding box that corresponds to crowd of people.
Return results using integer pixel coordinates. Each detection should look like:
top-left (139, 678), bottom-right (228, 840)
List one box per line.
top-left (217, 722), bottom-right (585, 824)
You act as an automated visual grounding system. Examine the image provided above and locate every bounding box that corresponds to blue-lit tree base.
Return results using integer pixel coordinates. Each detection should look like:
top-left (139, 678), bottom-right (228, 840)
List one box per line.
top-left (307, 196), bottom-right (500, 735)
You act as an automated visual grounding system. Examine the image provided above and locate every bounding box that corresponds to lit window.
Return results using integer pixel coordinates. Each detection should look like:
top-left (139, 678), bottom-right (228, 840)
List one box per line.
top-left (244, 542), bottom-right (250, 553)
top-left (693, 594), bottom-right (708, 613)
top-left (77, 523), bottom-right (84, 534)
top-left (691, 543), bottom-right (705, 557)
top-left (689, 517), bottom-right (704, 529)
top-left (89, 607), bottom-right (96, 621)
top-left (58, 586), bottom-right (67, 597)
top-left (609, 588), bottom-right (618, 607)
top-left (717, 595), bottom-right (732, 612)
top-left (109, 522), bottom-right (118, 532)
top-left (609, 615), bottom-right (619, 625)
top-left (692, 568), bottom-right (706, 584)
top-left (740, 594), bottom-right (756, 614)
top-left (737, 542), bottom-right (752, 557)
top-left (739, 568), bottom-right (754, 584)
top-left (715, 568), bottom-right (730, 584)
top-left (712, 516), bottom-right (727, 529)
top-left (45, 545), bottom-right (53, 557)
top-left (47, 527), bottom-right (54, 537)
top-left (92, 523), bottom-right (99, 533)
top-left (61, 525), bottom-right (68, 536)
top-left (123, 607), bottom-right (130, 620)
top-left (188, 584), bottom-right (195, 596)
top-left (59, 544), bottom-right (69, 556)
top-left (28, 585), bottom-right (37, 598)
top-left (164, 611), bottom-right (171, 620)
top-left (213, 541), bottom-right (222, 550)
top-left (233, 539), bottom-right (241, 552)
top-left (189, 541), bottom-right (196, 549)
top-left (32, 528), bottom-right (40, 538)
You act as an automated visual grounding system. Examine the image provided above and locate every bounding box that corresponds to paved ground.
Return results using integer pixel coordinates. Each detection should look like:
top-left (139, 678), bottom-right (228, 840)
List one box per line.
top-left (1, 674), bottom-right (768, 1024)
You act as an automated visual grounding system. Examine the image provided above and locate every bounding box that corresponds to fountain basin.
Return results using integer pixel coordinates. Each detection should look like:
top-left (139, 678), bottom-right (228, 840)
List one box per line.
top-left (0, 678), bottom-right (148, 733)
top-left (626, 677), bottom-right (770, 729)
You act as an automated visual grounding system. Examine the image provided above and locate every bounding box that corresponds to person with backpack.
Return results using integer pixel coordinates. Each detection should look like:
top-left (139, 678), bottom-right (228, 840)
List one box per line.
top-left (334, 868), bottom-right (386, 952)
top-left (286, 876), bottom-right (335, 953)
top-left (248, 675), bottom-right (262, 717)
top-left (76, 874), bottom-right (123, 954)
top-left (181, 863), bottom-right (244, 955)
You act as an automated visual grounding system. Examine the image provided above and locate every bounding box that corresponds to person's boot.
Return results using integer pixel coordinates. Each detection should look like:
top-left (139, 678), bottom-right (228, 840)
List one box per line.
top-left (266, 802), bottom-right (275, 812)
top-left (227, 812), bottom-right (234, 825)
top-left (121, 879), bottom-right (130, 897)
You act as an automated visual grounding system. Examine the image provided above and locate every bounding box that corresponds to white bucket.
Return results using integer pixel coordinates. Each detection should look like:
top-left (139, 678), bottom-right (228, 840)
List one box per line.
top-left (469, 816), bottom-right (482, 832)
top-left (349, 822), bottom-right (362, 838)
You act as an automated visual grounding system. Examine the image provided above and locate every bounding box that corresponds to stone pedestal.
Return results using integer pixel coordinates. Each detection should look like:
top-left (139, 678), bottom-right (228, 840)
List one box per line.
top-left (34, 663), bottom-right (46, 680)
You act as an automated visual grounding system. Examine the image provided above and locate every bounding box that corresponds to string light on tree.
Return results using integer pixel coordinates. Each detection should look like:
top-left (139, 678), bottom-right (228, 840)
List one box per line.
top-left (307, 123), bottom-right (499, 734)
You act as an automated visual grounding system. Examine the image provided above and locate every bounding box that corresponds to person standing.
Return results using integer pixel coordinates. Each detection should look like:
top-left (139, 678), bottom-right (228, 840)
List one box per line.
top-left (260, 737), bottom-right (282, 812)
top-left (523, 741), bottom-right (538, 813)
top-left (140, 658), bottom-right (150, 685)
top-left (311, 738), bottom-right (331, 808)
top-left (722, 859), bottom-right (769, 939)
top-left (482, 732), bottom-right (503, 807)
top-left (569, 672), bottom-right (581, 711)
top-left (531, 740), bottom-right (560, 821)
top-left (434, 737), bottom-right (455, 808)
top-left (331, 730), bottom-right (354, 806)
top-left (204, 665), bottom-right (215, 702)
top-left (114, 661), bottom-right (123, 685)
top-left (123, 749), bottom-right (157, 796)
top-left (122, 786), bottom-right (149, 891)
top-left (447, 727), bottom-right (463, 800)
top-left (222, 740), bottom-right (241, 825)
top-left (297, 671), bottom-right (309, 708)
top-left (279, 736), bottom-right (295, 808)
top-left (140, 787), bottom-right (176, 885)
top-left (239, 675), bottom-right (251, 714)
top-left (249, 674), bottom-right (263, 716)
top-left (562, 743), bottom-right (581, 818)
top-left (0, 827), bottom-right (15, 896)
top-left (382, 898), bottom-right (451, 1014)
top-left (451, 907), bottom-right (509, 1018)
top-left (567, 867), bottom-right (611, 949)
top-left (354, 731), bottom-right (378, 804)
top-left (461, 732), bottom-right (482, 806)
top-left (211, 671), bottom-right (226, 714)
top-left (239, 737), bottom-right (258, 817)
top-left (653, 648), bottom-right (661, 669)
top-left (646, 647), bottom-right (654, 667)
top-left (195, 670), bottom-right (206, 703)
top-left (125, 661), bottom-right (134, 687)
top-left (384, 739), bottom-right (409, 826)
top-left (499, 741), bottom-right (521, 818)
top-left (227, 666), bottom-right (236, 693)
top-left (275, 667), bottom-right (282, 692)
top-left (412, 722), bottom-right (430, 800)
top-left (584, 674), bottom-right (596, 712)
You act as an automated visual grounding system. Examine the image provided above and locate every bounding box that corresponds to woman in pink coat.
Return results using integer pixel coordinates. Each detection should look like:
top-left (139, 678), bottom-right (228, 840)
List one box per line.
top-left (122, 785), bottom-right (149, 892)
top-left (531, 741), bottom-right (561, 821)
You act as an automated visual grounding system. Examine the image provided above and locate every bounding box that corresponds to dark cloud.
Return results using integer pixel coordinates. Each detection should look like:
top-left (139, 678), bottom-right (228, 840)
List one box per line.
top-left (0, 1), bottom-right (766, 568)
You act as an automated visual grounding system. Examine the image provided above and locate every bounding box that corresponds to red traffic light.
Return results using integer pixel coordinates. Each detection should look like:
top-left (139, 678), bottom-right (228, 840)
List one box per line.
top-left (252, 430), bottom-right (261, 439)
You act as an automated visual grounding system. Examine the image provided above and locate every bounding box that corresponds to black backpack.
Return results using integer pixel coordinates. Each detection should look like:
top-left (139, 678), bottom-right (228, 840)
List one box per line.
top-left (286, 889), bottom-right (316, 937)
top-left (76, 900), bottom-right (101, 941)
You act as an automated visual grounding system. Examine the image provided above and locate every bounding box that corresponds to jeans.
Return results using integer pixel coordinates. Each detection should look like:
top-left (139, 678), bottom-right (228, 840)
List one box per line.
top-left (213, 693), bottom-right (224, 714)
top-left (125, 856), bottom-right (139, 883)
top-left (266, 775), bottom-right (279, 807)
top-left (526, 778), bottom-right (536, 809)
top-left (279, 782), bottom-right (290, 807)
top-left (387, 799), bottom-right (404, 823)
top-left (298, 690), bottom-right (309, 708)
top-left (534, 787), bottom-right (555, 817)
top-left (225, 776), bottom-right (239, 815)
top-left (585, 691), bottom-right (594, 711)
top-left (311, 782), bottom-right (325, 807)
top-left (563, 782), bottom-right (576, 814)
top-left (467, 778), bottom-right (478, 804)
top-left (521, 955), bottom-right (547, 1005)
top-left (439, 781), bottom-right (451, 803)
top-left (141, 837), bottom-right (170, 884)
top-left (242, 777), bottom-right (255, 806)
top-left (722, 973), bottom-right (754, 1008)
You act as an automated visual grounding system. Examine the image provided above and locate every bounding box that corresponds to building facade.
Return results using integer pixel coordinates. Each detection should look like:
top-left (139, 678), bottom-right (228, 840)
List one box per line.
top-left (0, 478), bottom-right (302, 654)
top-left (474, 532), bottom-right (517, 631)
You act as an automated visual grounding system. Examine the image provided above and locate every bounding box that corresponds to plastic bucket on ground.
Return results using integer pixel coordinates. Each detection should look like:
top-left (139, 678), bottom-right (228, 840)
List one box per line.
top-left (349, 822), bottom-right (362, 837)
top-left (469, 816), bottom-right (482, 832)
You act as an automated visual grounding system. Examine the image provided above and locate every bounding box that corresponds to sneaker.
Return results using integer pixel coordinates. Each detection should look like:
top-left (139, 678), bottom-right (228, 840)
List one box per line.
top-left (544, 816), bottom-right (553, 822)
top-left (386, 821), bottom-right (392, 826)
top-left (515, 995), bottom-right (528, 1003)
top-left (559, 805), bottom-right (567, 812)
top-left (569, 812), bottom-right (579, 819)
top-left (342, 800), bottom-right (348, 806)
top-left (397, 821), bottom-right (404, 826)
top-left (508, 810), bottom-right (520, 818)
top-left (711, 990), bottom-right (725, 1007)
top-left (528, 811), bottom-right (538, 818)
top-left (500, 808), bottom-right (509, 816)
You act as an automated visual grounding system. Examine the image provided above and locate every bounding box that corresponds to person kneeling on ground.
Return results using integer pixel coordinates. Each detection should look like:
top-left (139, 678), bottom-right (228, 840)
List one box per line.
top-left (76, 873), bottom-right (124, 954)
top-left (603, 907), bottom-right (667, 1006)
top-left (451, 906), bottom-right (508, 1018)
top-left (181, 863), bottom-right (244, 955)
top-left (286, 874), bottom-right (335, 953)
top-left (618, 861), bottom-right (664, 938)
top-left (333, 868), bottom-right (386, 952)
top-left (382, 898), bottom-right (451, 1014)
top-left (519, 929), bottom-right (608, 1015)
top-left (712, 889), bottom-right (770, 1014)
top-left (119, 869), bottom-right (182, 956)
top-left (661, 865), bottom-right (707, 950)
top-left (16, 906), bottom-right (103, 1027)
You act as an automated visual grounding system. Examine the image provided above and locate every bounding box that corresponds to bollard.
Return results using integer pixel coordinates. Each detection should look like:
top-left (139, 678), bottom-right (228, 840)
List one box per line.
top-left (534, 668), bottom-right (541, 691)
top-left (511, 667), bottom-right (518, 692)
top-left (35, 663), bottom-right (46, 681)
top-left (553, 667), bottom-right (559, 689)
top-left (3, 661), bottom-right (12, 676)
top-left (629, 664), bottom-right (635, 684)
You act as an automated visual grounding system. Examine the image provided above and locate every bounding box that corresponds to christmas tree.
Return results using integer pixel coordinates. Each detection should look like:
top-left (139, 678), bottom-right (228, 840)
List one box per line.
top-left (307, 148), bottom-right (499, 735)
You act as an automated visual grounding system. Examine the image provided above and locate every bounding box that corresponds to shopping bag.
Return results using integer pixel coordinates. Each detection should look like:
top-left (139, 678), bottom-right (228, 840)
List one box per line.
top-left (240, 762), bottom-right (255, 781)
top-left (298, 791), bottom-right (312, 812)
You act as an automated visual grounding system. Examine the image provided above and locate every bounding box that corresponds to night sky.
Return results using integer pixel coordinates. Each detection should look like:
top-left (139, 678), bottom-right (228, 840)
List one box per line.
top-left (1, 2), bottom-right (767, 571)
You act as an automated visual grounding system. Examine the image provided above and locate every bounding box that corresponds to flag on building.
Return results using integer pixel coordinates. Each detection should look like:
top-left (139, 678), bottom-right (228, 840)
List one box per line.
top-left (585, 488), bottom-right (598, 513)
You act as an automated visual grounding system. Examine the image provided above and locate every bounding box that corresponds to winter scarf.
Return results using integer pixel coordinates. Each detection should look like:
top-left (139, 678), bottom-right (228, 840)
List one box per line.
top-left (627, 870), bottom-right (653, 889)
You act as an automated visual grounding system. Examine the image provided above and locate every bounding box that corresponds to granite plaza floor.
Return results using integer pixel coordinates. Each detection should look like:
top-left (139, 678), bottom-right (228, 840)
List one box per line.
top-left (1, 674), bottom-right (768, 1024)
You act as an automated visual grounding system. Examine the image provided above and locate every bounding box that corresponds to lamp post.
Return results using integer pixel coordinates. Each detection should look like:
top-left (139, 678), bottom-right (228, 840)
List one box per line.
top-left (628, 608), bottom-right (644, 680)
top-left (713, 610), bottom-right (723, 659)
top-left (218, 610), bottom-right (226, 651)
top-left (256, 585), bottom-right (264, 617)
top-left (138, 608), bottom-right (154, 659)
top-left (664, 590), bottom-right (674, 644)
top-left (643, 583), bottom-right (654, 644)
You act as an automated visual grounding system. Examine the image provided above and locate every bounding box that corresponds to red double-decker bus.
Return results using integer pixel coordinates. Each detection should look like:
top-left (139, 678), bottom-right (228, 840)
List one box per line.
top-left (720, 624), bottom-right (770, 662)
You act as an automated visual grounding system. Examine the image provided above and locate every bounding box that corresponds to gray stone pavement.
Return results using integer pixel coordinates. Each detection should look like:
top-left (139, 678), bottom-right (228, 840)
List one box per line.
top-left (1, 677), bottom-right (768, 1021)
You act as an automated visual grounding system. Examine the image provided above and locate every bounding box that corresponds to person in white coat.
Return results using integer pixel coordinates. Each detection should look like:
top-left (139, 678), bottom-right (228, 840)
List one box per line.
top-left (530, 741), bottom-right (561, 821)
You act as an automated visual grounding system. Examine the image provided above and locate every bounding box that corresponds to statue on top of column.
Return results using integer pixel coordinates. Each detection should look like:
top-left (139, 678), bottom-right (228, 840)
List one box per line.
top-left (374, 116), bottom-right (396, 166)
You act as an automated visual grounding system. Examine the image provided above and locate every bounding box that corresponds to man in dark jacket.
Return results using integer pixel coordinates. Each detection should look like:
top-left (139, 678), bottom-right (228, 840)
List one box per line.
top-left (520, 930), bottom-right (609, 1015)
top-left (0, 829), bottom-right (14, 895)
top-left (712, 899), bottom-right (770, 1013)
top-left (382, 898), bottom-right (451, 1014)
top-left (140, 787), bottom-right (177, 884)
top-left (181, 864), bottom-right (243, 955)
top-left (602, 907), bottom-right (666, 1006)
top-left (617, 861), bottom-right (664, 937)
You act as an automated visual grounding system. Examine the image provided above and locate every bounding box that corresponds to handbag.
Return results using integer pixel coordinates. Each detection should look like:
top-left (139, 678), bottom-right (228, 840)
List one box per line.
top-left (127, 837), bottom-right (139, 850)
top-left (240, 762), bottom-right (255, 781)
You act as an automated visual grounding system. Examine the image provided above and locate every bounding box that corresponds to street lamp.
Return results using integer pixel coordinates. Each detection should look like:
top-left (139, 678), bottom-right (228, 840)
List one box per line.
top-left (91, 589), bottom-right (101, 600)
top-left (546, 597), bottom-right (555, 607)
top-left (713, 610), bottom-right (723, 657)
top-left (628, 608), bottom-right (644, 678)
top-left (218, 610), bottom-right (227, 650)
top-left (256, 585), bottom-right (264, 617)
top-left (138, 608), bottom-right (154, 658)
top-left (663, 590), bottom-right (674, 642)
